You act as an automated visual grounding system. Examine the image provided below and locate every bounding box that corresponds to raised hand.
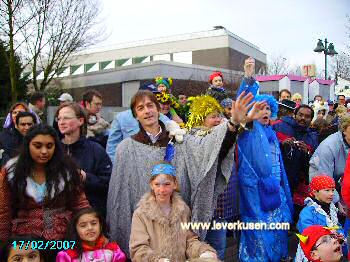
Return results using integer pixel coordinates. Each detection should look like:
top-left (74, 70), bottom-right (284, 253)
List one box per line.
top-left (246, 100), bottom-right (267, 122)
top-left (231, 91), bottom-right (261, 124)
top-left (244, 57), bottom-right (255, 77)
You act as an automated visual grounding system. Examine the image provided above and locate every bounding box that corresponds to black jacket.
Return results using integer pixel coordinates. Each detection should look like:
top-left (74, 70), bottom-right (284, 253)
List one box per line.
top-left (0, 128), bottom-right (23, 166)
top-left (61, 137), bottom-right (112, 217)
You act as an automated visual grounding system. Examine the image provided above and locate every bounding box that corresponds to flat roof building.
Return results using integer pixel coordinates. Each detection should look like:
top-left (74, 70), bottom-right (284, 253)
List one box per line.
top-left (44, 27), bottom-right (266, 107)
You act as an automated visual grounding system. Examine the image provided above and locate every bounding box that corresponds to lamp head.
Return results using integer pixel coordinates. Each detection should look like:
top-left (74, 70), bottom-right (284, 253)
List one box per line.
top-left (314, 39), bottom-right (325, 53)
top-left (327, 43), bottom-right (338, 56)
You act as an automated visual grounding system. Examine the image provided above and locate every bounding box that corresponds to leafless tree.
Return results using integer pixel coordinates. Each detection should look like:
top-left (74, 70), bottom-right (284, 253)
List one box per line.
top-left (266, 54), bottom-right (290, 75)
top-left (0, 0), bottom-right (104, 101)
top-left (0, 0), bottom-right (38, 102)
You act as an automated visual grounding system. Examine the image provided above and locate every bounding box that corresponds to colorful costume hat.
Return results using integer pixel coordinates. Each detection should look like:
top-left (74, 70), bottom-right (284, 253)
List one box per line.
top-left (155, 76), bottom-right (173, 90)
top-left (155, 92), bottom-right (180, 110)
top-left (309, 175), bottom-right (335, 196)
top-left (296, 225), bottom-right (336, 261)
top-left (186, 95), bottom-right (223, 130)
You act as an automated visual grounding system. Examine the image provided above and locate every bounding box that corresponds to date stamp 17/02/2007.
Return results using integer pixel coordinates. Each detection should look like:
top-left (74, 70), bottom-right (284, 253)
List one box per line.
top-left (12, 240), bottom-right (76, 250)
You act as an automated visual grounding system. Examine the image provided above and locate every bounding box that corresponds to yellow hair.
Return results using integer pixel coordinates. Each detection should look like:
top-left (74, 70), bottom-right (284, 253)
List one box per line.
top-left (292, 93), bottom-right (302, 101)
top-left (186, 95), bottom-right (223, 130)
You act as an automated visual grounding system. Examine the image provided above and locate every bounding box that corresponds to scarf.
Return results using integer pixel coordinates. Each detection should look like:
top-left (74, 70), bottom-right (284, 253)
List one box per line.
top-left (66, 235), bottom-right (120, 259)
top-left (312, 197), bottom-right (331, 216)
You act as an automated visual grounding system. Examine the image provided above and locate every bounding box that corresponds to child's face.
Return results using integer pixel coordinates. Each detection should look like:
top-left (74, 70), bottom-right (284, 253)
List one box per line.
top-left (150, 174), bottom-right (177, 204)
top-left (313, 188), bottom-right (335, 204)
top-left (160, 103), bottom-right (171, 115)
top-left (310, 234), bottom-right (343, 262)
top-left (257, 105), bottom-right (271, 125)
top-left (211, 76), bottom-right (223, 87)
top-left (76, 213), bottom-right (101, 244)
top-left (157, 84), bottom-right (167, 92)
top-left (7, 246), bottom-right (42, 262)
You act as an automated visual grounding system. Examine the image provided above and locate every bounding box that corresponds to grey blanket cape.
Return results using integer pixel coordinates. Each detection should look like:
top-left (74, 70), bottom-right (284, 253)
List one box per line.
top-left (106, 123), bottom-right (235, 256)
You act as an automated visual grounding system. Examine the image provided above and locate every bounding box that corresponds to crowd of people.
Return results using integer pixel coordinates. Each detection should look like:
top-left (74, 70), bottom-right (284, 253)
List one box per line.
top-left (0, 57), bottom-right (350, 262)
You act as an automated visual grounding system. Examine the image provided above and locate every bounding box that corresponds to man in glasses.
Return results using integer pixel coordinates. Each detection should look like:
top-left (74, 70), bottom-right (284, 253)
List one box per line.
top-left (298, 225), bottom-right (346, 262)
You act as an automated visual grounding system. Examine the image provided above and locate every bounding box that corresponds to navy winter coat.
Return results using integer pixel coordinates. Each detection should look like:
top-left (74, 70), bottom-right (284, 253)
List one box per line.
top-left (61, 137), bottom-right (112, 217)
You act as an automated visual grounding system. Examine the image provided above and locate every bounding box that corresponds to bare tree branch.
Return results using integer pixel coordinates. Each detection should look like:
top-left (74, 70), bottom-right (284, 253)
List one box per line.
top-left (266, 54), bottom-right (290, 75)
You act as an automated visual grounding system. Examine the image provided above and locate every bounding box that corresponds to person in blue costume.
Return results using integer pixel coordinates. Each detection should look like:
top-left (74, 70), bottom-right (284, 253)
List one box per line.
top-left (237, 92), bottom-right (293, 262)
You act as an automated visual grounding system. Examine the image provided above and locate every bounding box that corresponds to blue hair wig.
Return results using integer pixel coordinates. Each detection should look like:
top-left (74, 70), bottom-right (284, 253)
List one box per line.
top-left (255, 94), bottom-right (278, 118)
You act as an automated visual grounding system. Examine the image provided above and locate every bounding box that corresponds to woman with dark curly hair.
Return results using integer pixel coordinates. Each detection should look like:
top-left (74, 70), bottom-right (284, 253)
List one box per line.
top-left (0, 124), bottom-right (90, 243)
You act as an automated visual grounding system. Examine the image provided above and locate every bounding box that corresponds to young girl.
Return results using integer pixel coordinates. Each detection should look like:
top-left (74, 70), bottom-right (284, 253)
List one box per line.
top-left (56, 207), bottom-right (126, 262)
top-left (129, 161), bottom-right (217, 262)
top-left (0, 124), bottom-right (89, 242)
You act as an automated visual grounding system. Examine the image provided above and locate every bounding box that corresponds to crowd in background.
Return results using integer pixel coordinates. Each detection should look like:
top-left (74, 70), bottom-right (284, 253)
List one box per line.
top-left (1, 57), bottom-right (350, 262)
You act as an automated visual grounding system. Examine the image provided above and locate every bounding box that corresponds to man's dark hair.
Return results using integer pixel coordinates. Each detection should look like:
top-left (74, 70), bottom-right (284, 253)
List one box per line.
top-left (294, 104), bottom-right (314, 120)
top-left (279, 89), bottom-right (291, 98)
top-left (30, 91), bottom-right (45, 104)
top-left (338, 94), bottom-right (346, 100)
top-left (130, 90), bottom-right (161, 118)
top-left (15, 111), bottom-right (37, 126)
top-left (82, 89), bottom-right (102, 104)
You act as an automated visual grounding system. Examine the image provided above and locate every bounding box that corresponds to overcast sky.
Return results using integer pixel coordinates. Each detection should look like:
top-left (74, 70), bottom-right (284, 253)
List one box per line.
top-left (96, 0), bottom-right (349, 75)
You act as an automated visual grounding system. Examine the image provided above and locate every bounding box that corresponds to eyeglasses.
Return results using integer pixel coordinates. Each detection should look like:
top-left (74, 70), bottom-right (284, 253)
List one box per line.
top-left (314, 234), bottom-right (339, 249)
top-left (55, 116), bottom-right (77, 122)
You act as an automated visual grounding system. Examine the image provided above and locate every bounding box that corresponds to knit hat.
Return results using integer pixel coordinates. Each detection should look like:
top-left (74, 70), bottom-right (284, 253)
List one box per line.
top-left (155, 76), bottom-right (173, 90)
top-left (209, 71), bottom-right (224, 84)
top-left (297, 225), bottom-right (334, 261)
top-left (309, 175), bottom-right (335, 196)
top-left (186, 95), bottom-right (223, 130)
top-left (221, 98), bottom-right (233, 109)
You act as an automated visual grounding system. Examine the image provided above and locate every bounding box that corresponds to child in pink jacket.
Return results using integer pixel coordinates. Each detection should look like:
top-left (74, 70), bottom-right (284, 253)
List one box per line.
top-left (56, 208), bottom-right (126, 262)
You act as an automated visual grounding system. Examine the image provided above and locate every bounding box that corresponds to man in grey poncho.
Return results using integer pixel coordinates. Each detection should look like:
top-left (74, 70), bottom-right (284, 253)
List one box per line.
top-left (106, 90), bottom-right (266, 257)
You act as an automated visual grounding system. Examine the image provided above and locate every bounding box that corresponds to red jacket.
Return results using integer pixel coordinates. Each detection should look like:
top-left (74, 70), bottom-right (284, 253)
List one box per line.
top-left (341, 152), bottom-right (350, 215)
top-left (0, 164), bottom-right (90, 241)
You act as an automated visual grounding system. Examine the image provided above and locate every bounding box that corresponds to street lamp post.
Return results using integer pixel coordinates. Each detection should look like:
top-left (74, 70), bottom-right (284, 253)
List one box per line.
top-left (313, 38), bottom-right (338, 80)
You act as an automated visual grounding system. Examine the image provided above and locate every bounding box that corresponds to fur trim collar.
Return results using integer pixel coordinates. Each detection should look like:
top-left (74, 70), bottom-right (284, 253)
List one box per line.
top-left (6, 157), bottom-right (67, 203)
top-left (304, 197), bottom-right (339, 227)
top-left (137, 192), bottom-right (188, 225)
